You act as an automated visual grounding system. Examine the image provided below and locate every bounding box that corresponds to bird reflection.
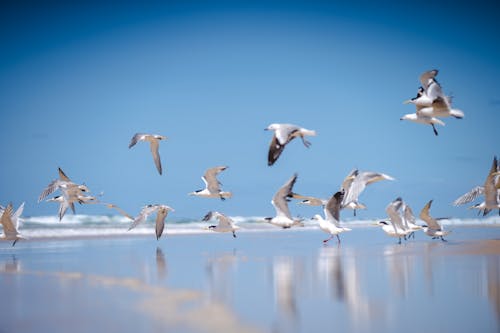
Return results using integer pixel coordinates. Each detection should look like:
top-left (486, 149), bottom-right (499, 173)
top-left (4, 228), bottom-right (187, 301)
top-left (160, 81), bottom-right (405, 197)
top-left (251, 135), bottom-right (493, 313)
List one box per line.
top-left (2, 254), bottom-right (21, 273)
top-left (205, 250), bottom-right (238, 303)
top-left (156, 247), bottom-right (167, 281)
top-left (316, 246), bottom-right (345, 301)
top-left (487, 256), bottom-right (500, 325)
top-left (383, 244), bottom-right (413, 298)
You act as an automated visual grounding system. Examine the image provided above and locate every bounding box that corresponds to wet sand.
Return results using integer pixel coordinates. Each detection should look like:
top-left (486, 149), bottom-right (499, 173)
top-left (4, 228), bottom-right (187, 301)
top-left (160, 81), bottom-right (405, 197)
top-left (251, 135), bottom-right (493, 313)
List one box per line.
top-left (1, 226), bottom-right (499, 333)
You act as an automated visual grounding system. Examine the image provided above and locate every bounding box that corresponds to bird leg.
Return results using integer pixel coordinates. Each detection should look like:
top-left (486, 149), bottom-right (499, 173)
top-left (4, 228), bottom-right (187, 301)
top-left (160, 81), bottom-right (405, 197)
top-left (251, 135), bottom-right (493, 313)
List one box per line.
top-left (432, 124), bottom-right (438, 136)
top-left (300, 136), bottom-right (312, 148)
top-left (398, 238), bottom-right (401, 245)
top-left (323, 235), bottom-right (334, 243)
top-left (232, 231), bottom-right (237, 238)
top-left (336, 234), bottom-right (341, 243)
top-left (12, 239), bottom-right (18, 247)
top-left (440, 236), bottom-right (447, 242)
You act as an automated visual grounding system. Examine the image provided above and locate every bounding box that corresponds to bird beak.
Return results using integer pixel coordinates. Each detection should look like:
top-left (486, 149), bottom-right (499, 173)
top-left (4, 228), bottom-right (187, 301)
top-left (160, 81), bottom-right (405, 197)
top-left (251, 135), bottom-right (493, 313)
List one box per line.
top-left (402, 99), bottom-right (412, 104)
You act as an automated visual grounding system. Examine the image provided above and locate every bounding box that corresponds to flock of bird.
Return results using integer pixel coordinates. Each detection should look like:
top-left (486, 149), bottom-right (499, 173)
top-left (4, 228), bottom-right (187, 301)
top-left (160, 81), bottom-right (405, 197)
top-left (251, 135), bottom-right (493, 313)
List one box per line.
top-left (1, 69), bottom-right (499, 246)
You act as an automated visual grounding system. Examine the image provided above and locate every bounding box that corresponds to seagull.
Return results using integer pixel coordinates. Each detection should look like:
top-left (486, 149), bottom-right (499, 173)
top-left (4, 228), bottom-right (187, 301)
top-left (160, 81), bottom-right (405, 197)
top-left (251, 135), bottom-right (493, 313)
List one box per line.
top-left (404, 70), bottom-right (464, 119)
top-left (188, 166), bottom-right (232, 200)
top-left (454, 156), bottom-right (500, 216)
top-left (265, 173), bottom-right (303, 228)
top-left (265, 123), bottom-right (316, 166)
top-left (311, 190), bottom-right (351, 244)
top-left (129, 133), bottom-right (167, 175)
top-left (342, 170), bottom-right (395, 216)
top-left (376, 197), bottom-right (410, 244)
top-left (128, 204), bottom-right (175, 240)
top-left (419, 200), bottom-right (450, 241)
top-left (400, 111), bottom-right (445, 136)
top-left (202, 211), bottom-right (239, 238)
top-left (0, 202), bottom-right (26, 246)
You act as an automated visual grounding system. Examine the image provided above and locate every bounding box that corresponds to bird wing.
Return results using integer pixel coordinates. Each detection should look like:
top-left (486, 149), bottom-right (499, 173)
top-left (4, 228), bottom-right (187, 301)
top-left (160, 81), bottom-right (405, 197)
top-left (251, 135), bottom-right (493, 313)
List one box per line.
top-left (58, 168), bottom-right (72, 182)
top-left (291, 193), bottom-right (325, 206)
top-left (104, 203), bottom-right (134, 220)
top-left (453, 186), bottom-right (484, 206)
top-left (324, 191), bottom-right (344, 227)
top-left (386, 198), bottom-right (404, 230)
top-left (128, 133), bottom-right (145, 148)
top-left (419, 200), bottom-right (441, 230)
top-left (149, 140), bottom-right (162, 175)
top-left (272, 174), bottom-right (297, 218)
top-left (484, 157), bottom-right (499, 206)
top-left (268, 135), bottom-right (287, 166)
top-left (419, 69), bottom-right (439, 90)
top-left (155, 207), bottom-right (169, 240)
top-left (203, 166), bottom-right (226, 193)
top-left (129, 205), bottom-right (158, 231)
top-left (403, 203), bottom-right (417, 225)
top-left (216, 213), bottom-right (234, 229)
top-left (341, 169), bottom-right (358, 192)
top-left (38, 179), bottom-right (63, 202)
top-left (0, 203), bottom-right (17, 234)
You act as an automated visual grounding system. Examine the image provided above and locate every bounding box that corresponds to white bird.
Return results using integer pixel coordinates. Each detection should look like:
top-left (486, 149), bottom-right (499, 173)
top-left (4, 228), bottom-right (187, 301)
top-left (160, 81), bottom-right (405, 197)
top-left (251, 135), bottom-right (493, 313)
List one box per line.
top-left (404, 70), bottom-right (464, 119)
top-left (312, 190), bottom-right (351, 244)
top-left (128, 204), bottom-right (175, 240)
top-left (202, 211), bottom-right (239, 238)
top-left (265, 173), bottom-right (303, 228)
top-left (376, 197), bottom-right (410, 244)
top-left (400, 111), bottom-right (445, 136)
top-left (265, 123), bottom-right (316, 166)
top-left (188, 166), bottom-right (232, 200)
top-left (0, 202), bottom-right (26, 246)
top-left (342, 169), bottom-right (395, 215)
top-left (129, 133), bottom-right (167, 175)
top-left (419, 200), bottom-right (450, 241)
top-left (454, 156), bottom-right (500, 216)
top-left (46, 194), bottom-right (98, 221)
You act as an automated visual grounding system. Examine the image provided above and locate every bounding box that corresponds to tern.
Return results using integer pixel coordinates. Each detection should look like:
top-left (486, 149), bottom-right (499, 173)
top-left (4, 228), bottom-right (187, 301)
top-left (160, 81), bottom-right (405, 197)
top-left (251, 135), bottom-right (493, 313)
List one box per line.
top-left (128, 204), bottom-right (175, 240)
top-left (454, 156), bottom-right (500, 216)
top-left (202, 211), bottom-right (239, 237)
top-left (401, 202), bottom-right (422, 239)
top-left (38, 167), bottom-right (90, 203)
top-left (129, 133), bottom-right (167, 175)
top-left (311, 190), bottom-right (351, 244)
top-left (376, 197), bottom-right (410, 244)
top-left (265, 173), bottom-right (304, 228)
top-left (0, 202), bottom-right (26, 246)
top-left (265, 123), bottom-right (316, 166)
top-left (188, 166), bottom-right (232, 200)
top-left (419, 200), bottom-right (450, 241)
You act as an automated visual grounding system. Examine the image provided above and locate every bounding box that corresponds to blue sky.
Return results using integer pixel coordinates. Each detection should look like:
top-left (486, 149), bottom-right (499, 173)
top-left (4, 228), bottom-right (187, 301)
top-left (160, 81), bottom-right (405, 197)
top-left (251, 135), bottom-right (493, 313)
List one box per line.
top-left (0, 1), bottom-right (498, 220)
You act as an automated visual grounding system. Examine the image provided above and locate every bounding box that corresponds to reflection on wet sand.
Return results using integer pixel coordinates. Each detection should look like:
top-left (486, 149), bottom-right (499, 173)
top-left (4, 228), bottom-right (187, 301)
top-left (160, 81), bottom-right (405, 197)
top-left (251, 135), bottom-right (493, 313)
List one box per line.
top-left (205, 250), bottom-right (238, 303)
top-left (487, 256), bottom-right (500, 325)
top-left (272, 256), bottom-right (301, 333)
top-left (383, 244), bottom-right (415, 298)
top-left (156, 247), bottom-right (167, 281)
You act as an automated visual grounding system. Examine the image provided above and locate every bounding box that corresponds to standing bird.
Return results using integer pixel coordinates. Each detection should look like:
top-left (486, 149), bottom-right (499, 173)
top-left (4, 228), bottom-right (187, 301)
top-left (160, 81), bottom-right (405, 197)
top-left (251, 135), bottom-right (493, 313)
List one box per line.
top-left (376, 197), bottom-right (410, 244)
top-left (454, 156), bottom-right (500, 216)
top-left (188, 166), bottom-right (232, 200)
top-left (420, 200), bottom-right (450, 241)
top-left (202, 211), bottom-right (239, 238)
top-left (128, 204), bottom-right (174, 240)
top-left (265, 123), bottom-right (316, 166)
top-left (312, 190), bottom-right (351, 244)
top-left (129, 133), bottom-right (167, 175)
top-left (0, 202), bottom-right (26, 246)
top-left (265, 173), bottom-right (303, 228)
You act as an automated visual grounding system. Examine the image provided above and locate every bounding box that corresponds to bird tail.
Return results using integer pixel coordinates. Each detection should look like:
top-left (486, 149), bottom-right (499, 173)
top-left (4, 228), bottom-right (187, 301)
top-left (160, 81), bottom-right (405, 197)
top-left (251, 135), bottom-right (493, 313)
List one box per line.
top-left (301, 129), bottom-right (317, 137)
top-left (450, 109), bottom-right (464, 119)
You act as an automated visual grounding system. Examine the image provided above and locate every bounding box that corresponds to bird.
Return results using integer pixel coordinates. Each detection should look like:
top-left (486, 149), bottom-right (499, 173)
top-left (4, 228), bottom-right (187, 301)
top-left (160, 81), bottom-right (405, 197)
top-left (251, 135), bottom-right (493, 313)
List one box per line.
top-left (400, 111), bottom-right (445, 136)
top-left (419, 200), bottom-right (450, 241)
top-left (188, 166), bottom-right (232, 200)
top-left (401, 201), bottom-right (422, 239)
top-left (341, 170), bottom-right (395, 216)
top-left (38, 167), bottom-right (90, 203)
top-left (265, 173), bottom-right (304, 228)
top-left (468, 157), bottom-right (500, 215)
top-left (202, 211), bottom-right (239, 238)
top-left (0, 202), bottom-right (26, 246)
top-left (404, 70), bottom-right (464, 119)
top-left (454, 156), bottom-right (500, 216)
top-left (311, 190), bottom-right (351, 244)
top-left (128, 133), bottom-right (167, 175)
top-left (376, 197), bottom-right (410, 244)
top-left (128, 204), bottom-right (175, 240)
top-left (265, 123), bottom-right (316, 166)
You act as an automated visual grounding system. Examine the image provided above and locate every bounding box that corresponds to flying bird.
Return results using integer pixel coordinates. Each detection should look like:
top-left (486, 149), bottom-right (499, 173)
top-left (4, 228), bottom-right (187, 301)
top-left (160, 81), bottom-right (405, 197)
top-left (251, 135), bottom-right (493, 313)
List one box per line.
top-left (0, 202), bottom-right (26, 246)
top-left (129, 133), bottom-right (167, 175)
top-left (265, 173), bottom-right (303, 228)
top-left (419, 200), bottom-right (450, 241)
top-left (188, 166), bottom-right (232, 200)
top-left (311, 190), bottom-right (351, 244)
top-left (202, 211), bottom-right (239, 238)
top-left (265, 123), bottom-right (316, 166)
top-left (376, 197), bottom-right (410, 244)
top-left (128, 204), bottom-right (174, 240)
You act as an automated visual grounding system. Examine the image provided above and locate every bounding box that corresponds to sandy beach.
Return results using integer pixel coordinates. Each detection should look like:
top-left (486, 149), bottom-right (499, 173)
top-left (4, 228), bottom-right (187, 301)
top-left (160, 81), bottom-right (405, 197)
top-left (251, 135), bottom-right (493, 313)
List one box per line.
top-left (1, 225), bottom-right (499, 333)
